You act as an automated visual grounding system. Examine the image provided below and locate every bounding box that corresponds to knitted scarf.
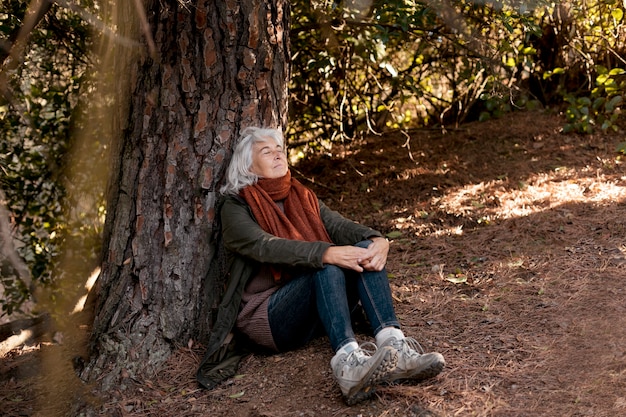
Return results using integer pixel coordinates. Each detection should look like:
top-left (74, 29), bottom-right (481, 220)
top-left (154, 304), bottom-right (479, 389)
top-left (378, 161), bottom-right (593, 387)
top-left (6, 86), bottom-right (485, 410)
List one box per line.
top-left (240, 170), bottom-right (332, 282)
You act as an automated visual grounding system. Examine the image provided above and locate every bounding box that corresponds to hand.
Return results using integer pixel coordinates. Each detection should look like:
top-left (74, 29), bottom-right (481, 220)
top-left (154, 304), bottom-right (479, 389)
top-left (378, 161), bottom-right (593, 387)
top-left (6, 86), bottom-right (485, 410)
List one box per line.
top-left (359, 237), bottom-right (389, 271)
top-left (321, 238), bottom-right (389, 272)
top-left (322, 245), bottom-right (370, 272)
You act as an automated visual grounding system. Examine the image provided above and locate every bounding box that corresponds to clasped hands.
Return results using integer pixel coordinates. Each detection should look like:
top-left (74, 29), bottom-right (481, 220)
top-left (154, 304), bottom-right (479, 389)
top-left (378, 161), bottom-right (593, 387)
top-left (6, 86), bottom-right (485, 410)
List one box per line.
top-left (322, 237), bottom-right (389, 272)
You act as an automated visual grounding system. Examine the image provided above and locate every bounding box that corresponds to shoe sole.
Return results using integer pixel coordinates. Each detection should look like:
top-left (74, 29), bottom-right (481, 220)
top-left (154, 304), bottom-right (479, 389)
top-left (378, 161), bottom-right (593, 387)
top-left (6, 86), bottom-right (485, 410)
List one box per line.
top-left (343, 346), bottom-right (398, 406)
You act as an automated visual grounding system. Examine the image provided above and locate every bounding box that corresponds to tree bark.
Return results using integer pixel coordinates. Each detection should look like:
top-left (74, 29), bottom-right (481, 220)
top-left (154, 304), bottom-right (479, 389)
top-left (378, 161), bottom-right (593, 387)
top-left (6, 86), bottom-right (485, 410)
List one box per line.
top-left (81, 0), bottom-right (290, 390)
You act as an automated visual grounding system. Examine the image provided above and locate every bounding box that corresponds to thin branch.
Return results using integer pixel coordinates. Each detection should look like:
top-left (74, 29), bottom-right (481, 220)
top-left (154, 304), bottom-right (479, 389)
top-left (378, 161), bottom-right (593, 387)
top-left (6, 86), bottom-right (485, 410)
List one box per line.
top-left (290, 167), bottom-right (337, 192)
top-left (0, 0), bottom-right (52, 106)
top-left (0, 0), bottom-right (52, 68)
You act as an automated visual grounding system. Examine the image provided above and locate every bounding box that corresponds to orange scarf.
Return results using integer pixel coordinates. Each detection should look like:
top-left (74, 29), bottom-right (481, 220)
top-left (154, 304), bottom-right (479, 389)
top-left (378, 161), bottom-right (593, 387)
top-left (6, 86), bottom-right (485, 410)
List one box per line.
top-left (240, 170), bottom-right (332, 282)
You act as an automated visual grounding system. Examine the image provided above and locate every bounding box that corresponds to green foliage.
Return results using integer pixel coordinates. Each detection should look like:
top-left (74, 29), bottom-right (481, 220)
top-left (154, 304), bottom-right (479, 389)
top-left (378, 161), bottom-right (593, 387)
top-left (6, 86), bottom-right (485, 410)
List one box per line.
top-left (288, 0), bottom-right (551, 146)
top-left (288, 0), bottom-right (625, 145)
top-left (289, 0), bottom-right (438, 143)
top-left (0, 0), bottom-right (103, 316)
top-left (563, 67), bottom-right (624, 133)
top-left (541, 0), bottom-right (626, 134)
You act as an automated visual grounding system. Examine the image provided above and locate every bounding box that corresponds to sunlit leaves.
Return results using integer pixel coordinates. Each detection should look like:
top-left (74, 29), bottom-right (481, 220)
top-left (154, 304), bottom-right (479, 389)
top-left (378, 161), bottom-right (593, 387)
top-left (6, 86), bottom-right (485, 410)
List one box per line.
top-left (289, 0), bottom-right (549, 143)
top-left (611, 8), bottom-right (623, 22)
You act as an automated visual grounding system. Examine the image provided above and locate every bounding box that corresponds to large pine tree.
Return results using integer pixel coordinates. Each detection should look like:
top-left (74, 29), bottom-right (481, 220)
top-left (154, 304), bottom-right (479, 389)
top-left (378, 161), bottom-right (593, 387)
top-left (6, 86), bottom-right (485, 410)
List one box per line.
top-left (81, 0), bottom-right (290, 389)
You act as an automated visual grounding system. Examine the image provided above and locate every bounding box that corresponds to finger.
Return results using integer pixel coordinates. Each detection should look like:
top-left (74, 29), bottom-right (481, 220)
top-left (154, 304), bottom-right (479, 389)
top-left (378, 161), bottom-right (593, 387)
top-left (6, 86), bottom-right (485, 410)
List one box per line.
top-left (349, 260), bottom-right (364, 272)
top-left (365, 254), bottom-right (386, 271)
top-left (361, 259), bottom-right (380, 271)
top-left (365, 243), bottom-right (386, 259)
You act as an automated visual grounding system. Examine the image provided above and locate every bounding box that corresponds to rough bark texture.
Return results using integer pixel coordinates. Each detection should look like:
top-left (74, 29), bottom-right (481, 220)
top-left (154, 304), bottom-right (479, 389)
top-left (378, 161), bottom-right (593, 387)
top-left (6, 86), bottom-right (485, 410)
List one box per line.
top-left (81, 0), bottom-right (289, 389)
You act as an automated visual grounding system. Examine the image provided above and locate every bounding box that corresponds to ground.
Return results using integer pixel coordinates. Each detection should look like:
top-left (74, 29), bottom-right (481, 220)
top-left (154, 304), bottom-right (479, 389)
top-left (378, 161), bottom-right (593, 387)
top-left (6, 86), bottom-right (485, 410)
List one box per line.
top-left (2, 110), bottom-right (626, 417)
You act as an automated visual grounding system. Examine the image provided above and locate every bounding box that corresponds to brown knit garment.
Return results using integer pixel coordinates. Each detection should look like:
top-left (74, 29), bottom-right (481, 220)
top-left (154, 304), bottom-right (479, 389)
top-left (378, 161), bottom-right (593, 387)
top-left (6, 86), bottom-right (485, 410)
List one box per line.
top-left (240, 170), bottom-right (332, 282)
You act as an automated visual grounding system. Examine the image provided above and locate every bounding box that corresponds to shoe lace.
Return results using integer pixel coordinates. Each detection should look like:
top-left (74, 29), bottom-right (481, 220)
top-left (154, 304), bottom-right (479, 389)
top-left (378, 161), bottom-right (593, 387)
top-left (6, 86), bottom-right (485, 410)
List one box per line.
top-left (396, 337), bottom-right (425, 356)
top-left (345, 341), bottom-right (378, 366)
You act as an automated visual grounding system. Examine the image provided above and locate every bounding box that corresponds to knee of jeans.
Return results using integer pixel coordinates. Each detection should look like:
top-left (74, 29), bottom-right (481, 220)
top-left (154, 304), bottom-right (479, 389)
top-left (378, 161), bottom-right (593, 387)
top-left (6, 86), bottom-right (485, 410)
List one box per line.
top-left (316, 264), bottom-right (348, 284)
top-left (322, 264), bottom-right (344, 276)
top-left (354, 240), bottom-right (372, 249)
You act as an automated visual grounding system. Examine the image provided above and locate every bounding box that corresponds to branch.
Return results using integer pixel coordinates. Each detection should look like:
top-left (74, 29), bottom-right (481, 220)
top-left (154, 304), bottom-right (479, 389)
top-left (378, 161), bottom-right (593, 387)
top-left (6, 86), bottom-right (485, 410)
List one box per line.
top-left (0, 0), bottom-right (53, 106)
top-left (0, 0), bottom-right (52, 68)
top-left (0, 314), bottom-right (52, 356)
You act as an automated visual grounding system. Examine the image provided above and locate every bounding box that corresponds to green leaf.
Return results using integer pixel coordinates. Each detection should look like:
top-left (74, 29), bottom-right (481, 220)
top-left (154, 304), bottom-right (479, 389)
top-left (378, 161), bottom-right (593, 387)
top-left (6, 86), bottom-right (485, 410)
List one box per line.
top-left (229, 391), bottom-right (245, 399)
top-left (596, 65), bottom-right (609, 75)
top-left (386, 230), bottom-right (403, 239)
top-left (611, 8), bottom-right (624, 21)
top-left (592, 97), bottom-right (605, 111)
top-left (479, 111), bottom-right (491, 122)
top-left (606, 95), bottom-right (623, 112)
top-left (596, 73), bottom-right (610, 85)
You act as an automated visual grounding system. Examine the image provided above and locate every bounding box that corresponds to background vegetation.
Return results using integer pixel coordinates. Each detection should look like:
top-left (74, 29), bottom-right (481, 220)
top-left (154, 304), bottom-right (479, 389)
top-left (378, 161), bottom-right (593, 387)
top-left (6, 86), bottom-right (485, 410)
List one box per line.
top-left (0, 0), bottom-right (624, 317)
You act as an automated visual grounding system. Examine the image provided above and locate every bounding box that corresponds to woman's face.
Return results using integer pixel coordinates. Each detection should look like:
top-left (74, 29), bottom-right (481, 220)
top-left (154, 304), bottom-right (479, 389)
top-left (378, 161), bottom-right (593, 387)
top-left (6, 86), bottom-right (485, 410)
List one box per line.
top-left (250, 138), bottom-right (288, 179)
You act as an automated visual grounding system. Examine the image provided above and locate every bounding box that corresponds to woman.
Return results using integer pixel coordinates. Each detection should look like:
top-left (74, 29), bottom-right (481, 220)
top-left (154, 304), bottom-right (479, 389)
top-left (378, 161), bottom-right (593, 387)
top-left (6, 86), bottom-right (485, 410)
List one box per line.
top-left (197, 127), bottom-right (445, 405)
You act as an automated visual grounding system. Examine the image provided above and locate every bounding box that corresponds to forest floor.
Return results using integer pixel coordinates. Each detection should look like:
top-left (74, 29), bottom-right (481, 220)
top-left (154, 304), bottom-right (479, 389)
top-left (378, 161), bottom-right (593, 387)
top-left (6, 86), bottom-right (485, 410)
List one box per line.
top-left (2, 110), bottom-right (626, 417)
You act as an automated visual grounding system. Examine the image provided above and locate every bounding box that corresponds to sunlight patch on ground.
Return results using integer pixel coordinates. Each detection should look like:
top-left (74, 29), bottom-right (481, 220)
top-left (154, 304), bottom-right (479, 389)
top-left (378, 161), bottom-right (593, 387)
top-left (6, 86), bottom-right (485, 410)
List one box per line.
top-left (391, 214), bottom-right (465, 237)
top-left (0, 328), bottom-right (33, 356)
top-left (437, 172), bottom-right (626, 221)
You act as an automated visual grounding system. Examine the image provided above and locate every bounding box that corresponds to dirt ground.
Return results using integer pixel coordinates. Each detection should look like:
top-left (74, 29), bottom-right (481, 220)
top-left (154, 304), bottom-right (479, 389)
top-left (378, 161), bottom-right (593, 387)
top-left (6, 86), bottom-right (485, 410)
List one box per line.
top-left (2, 110), bottom-right (626, 417)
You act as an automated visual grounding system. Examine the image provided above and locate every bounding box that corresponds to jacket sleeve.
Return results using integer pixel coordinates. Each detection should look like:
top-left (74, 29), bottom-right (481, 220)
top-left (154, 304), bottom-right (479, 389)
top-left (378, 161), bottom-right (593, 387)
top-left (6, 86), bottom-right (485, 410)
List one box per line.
top-left (319, 200), bottom-right (383, 245)
top-left (221, 196), bottom-right (333, 268)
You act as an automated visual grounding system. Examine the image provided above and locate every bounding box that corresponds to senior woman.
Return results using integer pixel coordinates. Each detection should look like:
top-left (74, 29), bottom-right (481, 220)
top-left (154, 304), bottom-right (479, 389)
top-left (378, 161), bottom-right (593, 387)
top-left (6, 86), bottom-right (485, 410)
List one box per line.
top-left (197, 127), bottom-right (445, 405)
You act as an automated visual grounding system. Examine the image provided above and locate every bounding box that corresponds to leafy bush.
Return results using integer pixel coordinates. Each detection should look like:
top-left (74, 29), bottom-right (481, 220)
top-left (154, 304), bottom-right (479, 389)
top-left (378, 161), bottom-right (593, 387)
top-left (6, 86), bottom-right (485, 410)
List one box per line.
top-left (288, 0), bottom-right (551, 146)
top-left (0, 0), bottom-right (103, 316)
top-left (563, 67), bottom-right (624, 133)
top-left (288, 0), bottom-right (625, 145)
top-left (539, 0), bottom-right (625, 133)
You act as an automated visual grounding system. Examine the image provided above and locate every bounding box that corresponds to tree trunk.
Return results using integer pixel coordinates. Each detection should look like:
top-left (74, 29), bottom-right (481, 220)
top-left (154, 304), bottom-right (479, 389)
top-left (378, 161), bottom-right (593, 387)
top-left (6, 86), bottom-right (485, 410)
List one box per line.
top-left (81, 0), bottom-right (290, 390)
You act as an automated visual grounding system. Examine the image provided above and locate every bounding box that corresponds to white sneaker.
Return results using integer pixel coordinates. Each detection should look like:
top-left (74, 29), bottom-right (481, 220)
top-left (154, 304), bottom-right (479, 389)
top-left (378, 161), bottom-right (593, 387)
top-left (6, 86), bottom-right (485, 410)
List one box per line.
top-left (330, 342), bottom-right (397, 405)
top-left (382, 337), bottom-right (445, 382)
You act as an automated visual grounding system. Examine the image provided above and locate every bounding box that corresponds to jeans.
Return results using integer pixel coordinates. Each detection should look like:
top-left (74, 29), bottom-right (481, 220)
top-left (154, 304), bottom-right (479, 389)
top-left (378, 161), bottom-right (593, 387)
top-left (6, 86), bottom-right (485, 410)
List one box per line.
top-left (267, 240), bottom-right (400, 352)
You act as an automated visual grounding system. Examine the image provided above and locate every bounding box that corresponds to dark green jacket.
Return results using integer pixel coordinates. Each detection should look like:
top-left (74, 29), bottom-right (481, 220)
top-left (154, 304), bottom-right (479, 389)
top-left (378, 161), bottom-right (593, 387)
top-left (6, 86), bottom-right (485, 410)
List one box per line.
top-left (196, 194), bottom-right (382, 390)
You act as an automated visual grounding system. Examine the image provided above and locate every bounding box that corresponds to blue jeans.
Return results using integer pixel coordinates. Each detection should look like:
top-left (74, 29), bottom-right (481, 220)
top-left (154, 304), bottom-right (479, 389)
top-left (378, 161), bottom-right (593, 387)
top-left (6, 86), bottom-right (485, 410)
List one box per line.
top-left (267, 240), bottom-right (400, 352)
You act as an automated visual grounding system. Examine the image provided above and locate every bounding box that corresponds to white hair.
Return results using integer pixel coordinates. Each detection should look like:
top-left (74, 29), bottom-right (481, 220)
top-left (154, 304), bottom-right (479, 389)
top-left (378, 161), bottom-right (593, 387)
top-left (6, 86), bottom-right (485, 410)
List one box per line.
top-left (220, 127), bottom-right (285, 195)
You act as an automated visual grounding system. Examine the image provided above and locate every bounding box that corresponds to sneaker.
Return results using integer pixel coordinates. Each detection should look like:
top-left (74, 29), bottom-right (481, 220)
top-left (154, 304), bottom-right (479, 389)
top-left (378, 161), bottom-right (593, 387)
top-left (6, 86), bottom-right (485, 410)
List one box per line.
top-left (382, 337), bottom-right (445, 382)
top-left (330, 342), bottom-right (397, 405)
